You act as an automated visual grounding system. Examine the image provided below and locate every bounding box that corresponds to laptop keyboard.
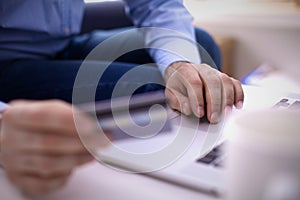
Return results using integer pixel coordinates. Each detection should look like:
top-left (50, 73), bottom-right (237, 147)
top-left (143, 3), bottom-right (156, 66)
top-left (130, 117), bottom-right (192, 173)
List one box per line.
top-left (196, 98), bottom-right (300, 169)
top-left (196, 143), bottom-right (226, 168)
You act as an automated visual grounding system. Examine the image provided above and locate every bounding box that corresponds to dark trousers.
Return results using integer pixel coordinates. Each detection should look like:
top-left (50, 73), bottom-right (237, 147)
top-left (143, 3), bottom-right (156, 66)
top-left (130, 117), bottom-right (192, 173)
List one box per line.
top-left (0, 27), bottom-right (221, 103)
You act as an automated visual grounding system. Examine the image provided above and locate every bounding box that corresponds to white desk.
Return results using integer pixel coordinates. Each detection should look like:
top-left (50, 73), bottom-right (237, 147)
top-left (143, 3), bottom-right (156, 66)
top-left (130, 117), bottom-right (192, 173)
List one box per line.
top-left (0, 161), bottom-right (221, 200)
top-left (0, 86), bottom-right (289, 200)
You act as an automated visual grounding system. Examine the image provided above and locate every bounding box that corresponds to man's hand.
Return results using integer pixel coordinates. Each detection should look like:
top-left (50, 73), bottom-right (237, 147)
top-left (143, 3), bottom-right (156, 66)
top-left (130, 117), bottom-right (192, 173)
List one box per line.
top-left (0, 100), bottom-right (105, 196)
top-left (164, 62), bottom-right (244, 123)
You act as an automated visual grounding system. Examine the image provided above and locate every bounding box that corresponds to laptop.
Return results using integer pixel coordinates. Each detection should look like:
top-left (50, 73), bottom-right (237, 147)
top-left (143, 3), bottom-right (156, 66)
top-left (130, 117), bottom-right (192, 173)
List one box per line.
top-left (78, 85), bottom-right (300, 196)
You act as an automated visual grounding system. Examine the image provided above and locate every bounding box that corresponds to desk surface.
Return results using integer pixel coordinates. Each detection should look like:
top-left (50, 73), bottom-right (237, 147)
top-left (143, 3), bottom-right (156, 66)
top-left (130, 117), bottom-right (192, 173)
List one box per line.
top-left (0, 86), bottom-right (289, 200)
top-left (0, 162), bottom-right (220, 200)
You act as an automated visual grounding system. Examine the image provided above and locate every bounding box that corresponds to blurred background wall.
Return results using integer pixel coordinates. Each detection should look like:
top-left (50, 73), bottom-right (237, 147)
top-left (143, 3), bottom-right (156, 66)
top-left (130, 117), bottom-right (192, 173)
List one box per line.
top-left (184, 0), bottom-right (300, 81)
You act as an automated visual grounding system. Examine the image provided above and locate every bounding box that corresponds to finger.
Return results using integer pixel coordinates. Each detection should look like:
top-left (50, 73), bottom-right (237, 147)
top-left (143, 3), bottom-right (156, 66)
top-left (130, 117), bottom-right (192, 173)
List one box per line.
top-left (6, 100), bottom-right (107, 149)
top-left (165, 88), bottom-right (192, 116)
top-left (2, 108), bottom-right (103, 155)
top-left (231, 78), bottom-right (244, 109)
top-left (197, 64), bottom-right (222, 124)
top-left (7, 173), bottom-right (70, 196)
top-left (220, 73), bottom-right (234, 111)
top-left (180, 68), bottom-right (205, 118)
top-left (6, 100), bottom-right (78, 135)
top-left (2, 129), bottom-right (89, 155)
top-left (170, 65), bottom-right (205, 118)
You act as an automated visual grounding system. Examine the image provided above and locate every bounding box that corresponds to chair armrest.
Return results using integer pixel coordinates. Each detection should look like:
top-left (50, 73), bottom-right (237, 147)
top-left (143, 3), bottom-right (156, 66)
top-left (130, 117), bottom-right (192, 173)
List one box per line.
top-left (81, 1), bottom-right (133, 33)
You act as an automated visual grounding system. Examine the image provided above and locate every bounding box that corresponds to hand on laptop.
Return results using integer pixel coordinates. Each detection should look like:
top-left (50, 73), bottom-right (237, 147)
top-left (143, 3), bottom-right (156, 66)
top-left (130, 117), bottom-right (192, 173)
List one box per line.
top-left (164, 62), bottom-right (244, 123)
top-left (0, 100), bottom-right (107, 196)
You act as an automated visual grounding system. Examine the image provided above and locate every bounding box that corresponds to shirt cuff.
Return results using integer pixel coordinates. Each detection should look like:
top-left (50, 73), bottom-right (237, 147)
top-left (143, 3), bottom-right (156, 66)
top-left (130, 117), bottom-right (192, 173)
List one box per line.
top-left (148, 37), bottom-right (201, 76)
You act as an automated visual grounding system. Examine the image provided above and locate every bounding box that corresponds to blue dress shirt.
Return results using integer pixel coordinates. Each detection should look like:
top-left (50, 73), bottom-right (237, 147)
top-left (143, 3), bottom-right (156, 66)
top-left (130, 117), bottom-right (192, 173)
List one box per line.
top-left (0, 0), bottom-right (200, 74)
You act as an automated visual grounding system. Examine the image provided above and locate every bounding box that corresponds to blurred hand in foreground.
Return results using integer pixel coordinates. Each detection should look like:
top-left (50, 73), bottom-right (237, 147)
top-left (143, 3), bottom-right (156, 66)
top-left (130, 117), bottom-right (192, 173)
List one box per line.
top-left (0, 100), bottom-right (108, 196)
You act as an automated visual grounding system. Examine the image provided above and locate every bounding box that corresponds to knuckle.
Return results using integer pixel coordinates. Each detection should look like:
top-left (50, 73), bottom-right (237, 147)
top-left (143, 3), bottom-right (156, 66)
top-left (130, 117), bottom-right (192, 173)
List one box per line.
top-left (2, 110), bottom-right (14, 124)
top-left (232, 78), bottom-right (243, 90)
top-left (25, 106), bottom-right (47, 122)
top-left (220, 73), bottom-right (232, 84)
top-left (41, 100), bottom-right (70, 115)
top-left (232, 78), bottom-right (242, 85)
top-left (2, 104), bottom-right (24, 124)
top-left (200, 63), bottom-right (214, 70)
top-left (198, 64), bottom-right (218, 74)
top-left (8, 100), bottom-right (28, 107)
top-left (201, 63), bottom-right (210, 68)
top-left (56, 110), bottom-right (73, 126)
top-left (39, 101), bottom-right (74, 128)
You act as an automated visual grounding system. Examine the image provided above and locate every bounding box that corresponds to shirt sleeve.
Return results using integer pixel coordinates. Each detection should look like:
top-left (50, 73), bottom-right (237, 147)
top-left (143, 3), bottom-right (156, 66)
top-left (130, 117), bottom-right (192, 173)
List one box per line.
top-left (124, 0), bottom-right (201, 75)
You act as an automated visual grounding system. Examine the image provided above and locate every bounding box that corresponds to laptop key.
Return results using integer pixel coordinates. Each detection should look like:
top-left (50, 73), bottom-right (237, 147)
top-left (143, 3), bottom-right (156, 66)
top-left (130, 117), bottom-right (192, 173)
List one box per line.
top-left (196, 154), bottom-right (216, 164)
top-left (273, 99), bottom-right (290, 108)
top-left (196, 143), bottom-right (225, 165)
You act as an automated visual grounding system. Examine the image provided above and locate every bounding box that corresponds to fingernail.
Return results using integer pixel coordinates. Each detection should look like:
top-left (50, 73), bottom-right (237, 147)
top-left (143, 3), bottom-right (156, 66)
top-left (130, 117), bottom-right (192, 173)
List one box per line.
top-left (197, 106), bottom-right (204, 117)
top-left (224, 106), bottom-right (232, 115)
top-left (210, 112), bottom-right (219, 123)
top-left (235, 101), bottom-right (243, 109)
